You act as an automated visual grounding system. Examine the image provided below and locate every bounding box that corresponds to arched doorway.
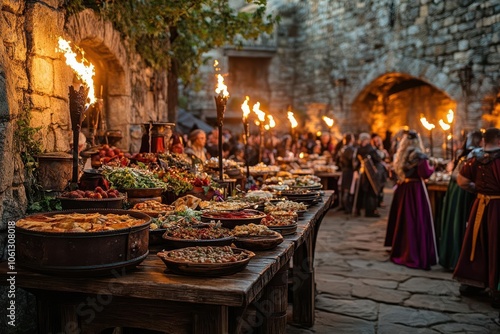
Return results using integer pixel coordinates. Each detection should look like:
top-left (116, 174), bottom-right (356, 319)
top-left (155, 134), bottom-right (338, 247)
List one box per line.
top-left (351, 73), bottom-right (457, 158)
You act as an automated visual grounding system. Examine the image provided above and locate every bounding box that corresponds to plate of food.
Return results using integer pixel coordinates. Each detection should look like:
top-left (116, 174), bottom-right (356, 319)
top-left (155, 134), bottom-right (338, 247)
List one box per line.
top-left (260, 214), bottom-right (298, 235)
top-left (131, 200), bottom-right (175, 217)
top-left (200, 209), bottom-right (266, 228)
top-left (161, 224), bottom-right (234, 249)
top-left (232, 223), bottom-right (284, 251)
top-left (157, 246), bottom-right (255, 276)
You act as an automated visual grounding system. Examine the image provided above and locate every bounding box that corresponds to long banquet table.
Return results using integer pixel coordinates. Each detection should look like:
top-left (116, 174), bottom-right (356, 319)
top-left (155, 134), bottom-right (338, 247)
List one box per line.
top-left (1, 191), bottom-right (334, 333)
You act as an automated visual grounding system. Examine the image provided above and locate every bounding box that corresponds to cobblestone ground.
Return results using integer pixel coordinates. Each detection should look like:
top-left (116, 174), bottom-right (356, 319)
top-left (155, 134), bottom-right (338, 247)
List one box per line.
top-left (287, 188), bottom-right (500, 334)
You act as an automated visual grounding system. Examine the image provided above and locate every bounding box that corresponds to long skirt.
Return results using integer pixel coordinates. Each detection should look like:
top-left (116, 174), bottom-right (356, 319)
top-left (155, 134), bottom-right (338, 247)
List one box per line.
top-left (385, 180), bottom-right (438, 270)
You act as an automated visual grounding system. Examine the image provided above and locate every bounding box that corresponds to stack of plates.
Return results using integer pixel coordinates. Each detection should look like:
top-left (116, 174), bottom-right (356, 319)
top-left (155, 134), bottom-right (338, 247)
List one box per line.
top-left (279, 190), bottom-right (321, 205)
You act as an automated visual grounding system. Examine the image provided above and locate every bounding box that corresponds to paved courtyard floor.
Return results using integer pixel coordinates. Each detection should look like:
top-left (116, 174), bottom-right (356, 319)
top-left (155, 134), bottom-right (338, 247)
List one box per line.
top-left (287, 187), bottom-right (500, 333)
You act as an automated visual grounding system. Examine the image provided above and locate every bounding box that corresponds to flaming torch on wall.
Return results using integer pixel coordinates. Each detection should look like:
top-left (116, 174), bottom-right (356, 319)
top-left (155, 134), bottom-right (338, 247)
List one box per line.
top-left (214, 64), bottom-right (230, 181)
top-left (420, 116), bottom-right (435, 157)
top-left (57, 37), bottom-right (97, 186)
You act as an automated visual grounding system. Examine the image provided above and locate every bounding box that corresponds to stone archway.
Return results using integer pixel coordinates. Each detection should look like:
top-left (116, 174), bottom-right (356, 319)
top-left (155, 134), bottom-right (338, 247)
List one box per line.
top-left (351, 72), bottom-right (456, 158)
top-left (347, 55), bottom-right (459, 158)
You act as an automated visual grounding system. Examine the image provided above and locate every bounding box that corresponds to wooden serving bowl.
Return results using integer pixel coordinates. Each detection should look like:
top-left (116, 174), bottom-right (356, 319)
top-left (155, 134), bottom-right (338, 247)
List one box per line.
top-left (157, 247), bottom-right (254, 277)
top-left (233, 234), bottom-right (284, 251)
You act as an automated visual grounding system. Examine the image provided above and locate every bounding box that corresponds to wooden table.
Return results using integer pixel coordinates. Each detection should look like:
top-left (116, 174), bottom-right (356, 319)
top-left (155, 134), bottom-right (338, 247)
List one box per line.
top-left (1, 192), bottom-right (334, 333)
top-left (315, 172), bottom-right (341, 207)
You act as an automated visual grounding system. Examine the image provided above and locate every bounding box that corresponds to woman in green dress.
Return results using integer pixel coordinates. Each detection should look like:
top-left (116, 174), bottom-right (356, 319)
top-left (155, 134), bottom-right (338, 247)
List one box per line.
top-left (438, 130), bottom-right (483, 270)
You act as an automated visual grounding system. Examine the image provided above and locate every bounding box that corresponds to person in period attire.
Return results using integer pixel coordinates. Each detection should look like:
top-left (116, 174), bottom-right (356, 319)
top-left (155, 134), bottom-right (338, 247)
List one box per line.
top-left (355, 132), bottom-right (383, 217)
top-left (384, 130), bottom-right (437, 270)
top-left (185, 129), bottom-right (208, 163)
top-left (371, 133), bottom-right (390, 207)
top-left (438, 130), bottom-right (483, 271)
top-left (453, 128), bottom-right (500, 307)
top-left (205, 128), bottom-right (219, 158)
top-left (338, 133), bottom-right (357, 213)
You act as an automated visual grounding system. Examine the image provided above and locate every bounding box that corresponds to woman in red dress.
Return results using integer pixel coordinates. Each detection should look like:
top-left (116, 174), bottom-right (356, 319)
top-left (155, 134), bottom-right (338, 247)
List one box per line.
top-left (385, 130), bottom-right (437, 270)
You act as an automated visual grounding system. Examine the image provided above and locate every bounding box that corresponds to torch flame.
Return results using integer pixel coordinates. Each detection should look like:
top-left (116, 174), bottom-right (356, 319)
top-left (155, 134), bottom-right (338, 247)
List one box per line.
top-left (267, 115), bottom-right (276, 128)
top-left (439, 119), bottom-right (450, 131)
top-left (241, 96), bottom-right (251, 120)
top-left (215, 74), bottom-right (229, 98)
top-left (420, 117), bottom-right (435, 130)
top-left (253, 102), bottom-right (266, 122)
top-left (446, 109), bottom-right (454, 124)
top-left (57, 37), bottom-right (96, 106)
top-left (322, 116), bottom-right (334, 128)
top-left (288, 111), bottom-right (298, 128)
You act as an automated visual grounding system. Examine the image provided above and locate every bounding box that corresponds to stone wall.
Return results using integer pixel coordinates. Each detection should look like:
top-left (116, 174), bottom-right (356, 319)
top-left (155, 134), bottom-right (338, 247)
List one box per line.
top-left (185, 0), bottom-right (500, 138)
top-left (0, 3), bottom-right (169, 330)
top-left (0, 1), bottom-right (168, 222)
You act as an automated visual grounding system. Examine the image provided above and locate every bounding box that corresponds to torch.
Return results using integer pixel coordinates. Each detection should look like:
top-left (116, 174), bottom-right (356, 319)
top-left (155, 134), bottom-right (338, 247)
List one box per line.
top-left (58, 37), bottom-right (97, 187)
top-left (241, 96), bottom-right (252, 182)
top-left (446, 109), bottom-right (455, 161)
top-left (252, 102), bottom-right (266, 163)
top-left (439, 119), bottom-right (450, 160)
top-left (69, 85), bottom-right (88, 185)
top-left (288, 110), bottom-right (298, 154)
top-left (214, 73), bottom-right (229, 181)
top-left (420, 116), bottom-right (435, 157)
top-left (322, 116), bottom-right (334, 135)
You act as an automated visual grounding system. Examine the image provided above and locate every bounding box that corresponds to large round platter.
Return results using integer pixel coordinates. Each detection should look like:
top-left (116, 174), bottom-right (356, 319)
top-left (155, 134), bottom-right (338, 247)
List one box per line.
top-left (297, 209), bottom-right (307, 219)
top-left (290, 184), bottom-right (323, 191)
top-left (266, 223), bottom-right (298, 236)
top-left (58, 196), bottom-right (125, 210)
top-left (200, 209), bottom-right (266, 228)
top-left (157, 247), bottom-right (255, 277)
top-left (15, 209), bottom-right (151, 276)
top-left (233, 234), bottom-right (284, 251)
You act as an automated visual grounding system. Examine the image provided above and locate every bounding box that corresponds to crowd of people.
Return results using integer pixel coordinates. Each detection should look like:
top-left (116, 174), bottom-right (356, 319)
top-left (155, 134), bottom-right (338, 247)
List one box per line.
top-left (170, 125), bottom-right (500, 309)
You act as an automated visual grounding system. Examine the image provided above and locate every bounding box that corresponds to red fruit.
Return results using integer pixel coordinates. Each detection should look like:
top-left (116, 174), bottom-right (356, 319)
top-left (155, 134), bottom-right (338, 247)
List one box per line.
top-left (106, 149), bottom-right (115, 158)
top-left (108, 193), bottom-right (117, 198)
top-left (94, 193), bottom-right (102, 199)
top-left (95, 186), bottom-right (104, 193)
top-left (102, 144), bottom-right (110, 150)
top-left (99, 150), bottom-right (107, 157)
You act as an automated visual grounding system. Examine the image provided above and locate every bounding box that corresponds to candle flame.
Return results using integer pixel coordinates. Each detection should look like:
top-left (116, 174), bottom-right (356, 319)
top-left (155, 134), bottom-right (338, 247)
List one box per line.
top-left (252, 102), bottom-right (266, 122)
top-left (447, 134), bottom-right (452, 140)
top-left (57, 37), bottom-right (96, 106)
top-left (215, 74), bottom-right (229, 98)
top-left (439, 119), bottom-right (450, 131)
top-left (288, 111), bottom-right (298, 128)
top-left (420, 117), bottom-right (435, 130)
top-left (267, 115), bottom-right (276, 128)
top-left (446, 109), bottom-right (454, 124)
top-left (322, 116), bottom-right (334, 127)
top-left (241, 96), bottom-right (251, 119)
top-left (299, 152), bottom-right (305, 159)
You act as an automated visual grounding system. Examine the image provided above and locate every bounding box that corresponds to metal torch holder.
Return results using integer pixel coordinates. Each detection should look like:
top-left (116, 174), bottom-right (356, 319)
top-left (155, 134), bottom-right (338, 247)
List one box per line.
top-left (69, 85), bottom-right (88, 187)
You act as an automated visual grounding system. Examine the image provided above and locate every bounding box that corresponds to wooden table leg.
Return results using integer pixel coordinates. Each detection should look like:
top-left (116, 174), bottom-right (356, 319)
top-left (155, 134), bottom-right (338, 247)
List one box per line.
top-left (292, 234), bottom-right (315, 327)
top-left (258, 262), bottom-right (289, 333)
